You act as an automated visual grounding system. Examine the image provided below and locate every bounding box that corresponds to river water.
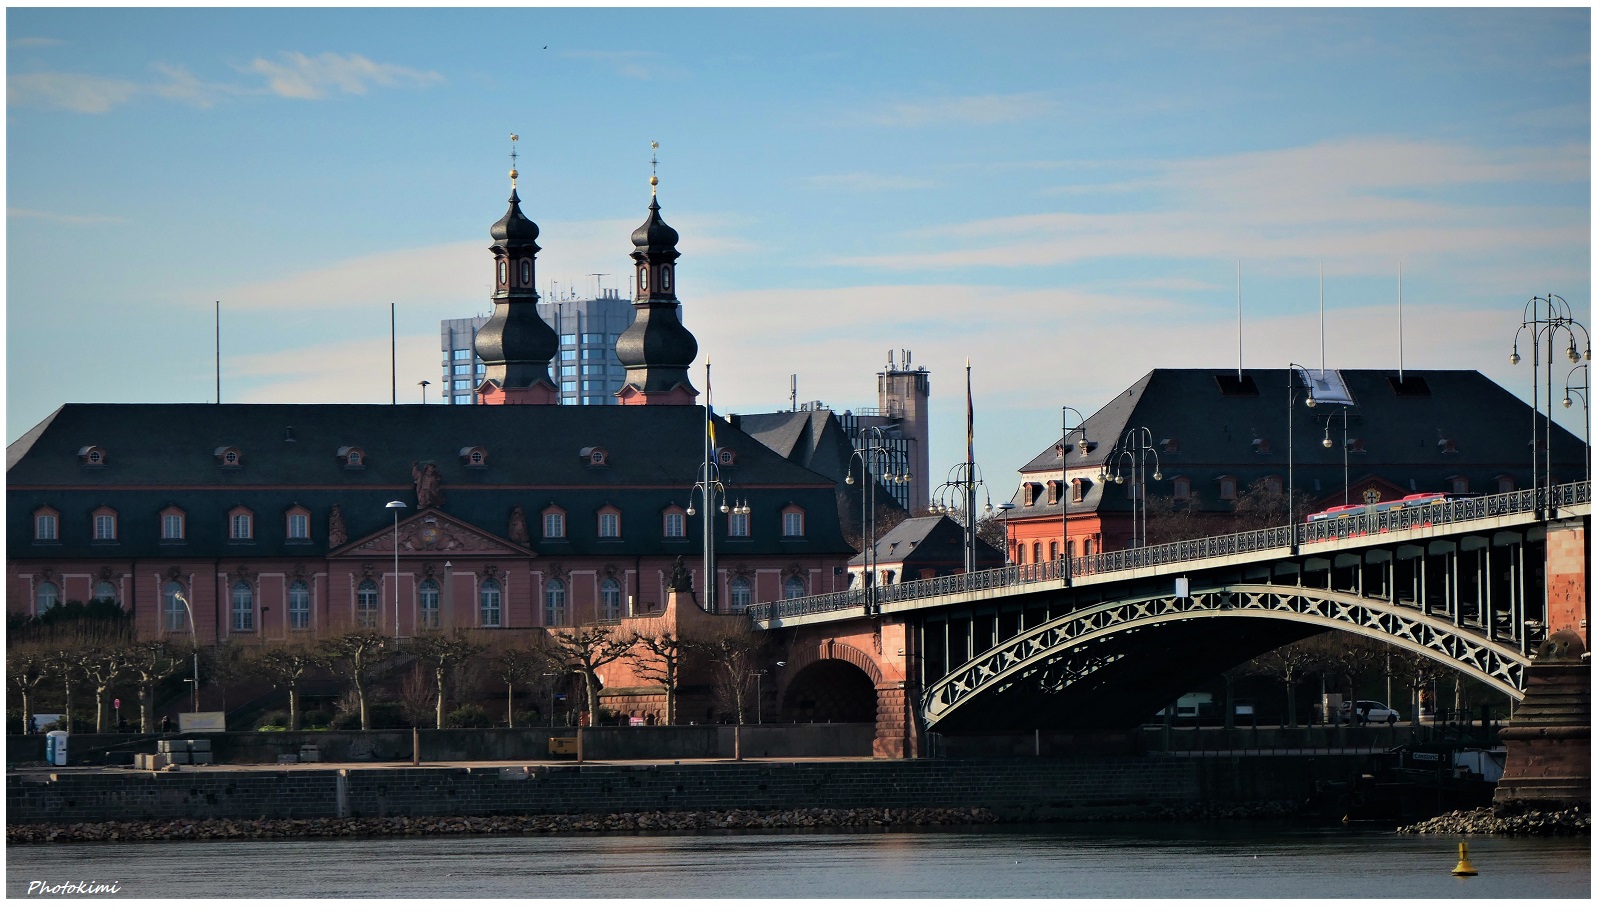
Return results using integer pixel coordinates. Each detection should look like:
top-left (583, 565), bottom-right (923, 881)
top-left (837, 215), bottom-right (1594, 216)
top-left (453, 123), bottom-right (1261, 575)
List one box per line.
top-left (6, 822), bottom-right (1588, 900)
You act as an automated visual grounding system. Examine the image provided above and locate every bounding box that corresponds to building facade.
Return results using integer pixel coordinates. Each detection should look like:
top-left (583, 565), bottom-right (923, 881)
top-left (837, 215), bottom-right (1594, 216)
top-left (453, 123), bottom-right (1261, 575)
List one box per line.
top-left (1002, 367), bottom-right (1589, 565)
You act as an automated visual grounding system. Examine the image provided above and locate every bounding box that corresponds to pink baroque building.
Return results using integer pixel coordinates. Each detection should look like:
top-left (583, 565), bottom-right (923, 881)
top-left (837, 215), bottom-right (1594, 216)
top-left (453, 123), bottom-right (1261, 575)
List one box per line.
top-left (8, 170), bottom-right (854, 640)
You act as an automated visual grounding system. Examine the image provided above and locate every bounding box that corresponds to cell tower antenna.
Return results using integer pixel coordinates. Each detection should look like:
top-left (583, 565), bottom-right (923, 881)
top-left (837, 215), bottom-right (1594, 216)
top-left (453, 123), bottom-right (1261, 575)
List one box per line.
top-left (1397, 262), bottom-right (1405, 382)
top-left (1236, 260), bottom-right (1242, 382)
top-left (590, 273), bottom-right (610, 298)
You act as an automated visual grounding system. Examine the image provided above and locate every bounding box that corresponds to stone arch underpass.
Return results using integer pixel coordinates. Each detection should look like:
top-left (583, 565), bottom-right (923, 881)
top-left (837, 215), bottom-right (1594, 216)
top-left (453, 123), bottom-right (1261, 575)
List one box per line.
top-left (922, 584), bottom-right (1530, 732)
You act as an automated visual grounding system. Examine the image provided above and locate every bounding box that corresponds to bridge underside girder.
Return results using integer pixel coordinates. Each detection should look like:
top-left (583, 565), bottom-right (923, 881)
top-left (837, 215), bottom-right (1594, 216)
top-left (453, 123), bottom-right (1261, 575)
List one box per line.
top-left (927, 615), bottom-right (1313, 731)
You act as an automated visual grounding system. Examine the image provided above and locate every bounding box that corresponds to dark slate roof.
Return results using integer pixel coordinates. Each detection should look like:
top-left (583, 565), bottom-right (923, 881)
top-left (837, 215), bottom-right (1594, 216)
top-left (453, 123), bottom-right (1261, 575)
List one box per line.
top-left (733, 408), bottom-right (904, 540)
top-left (848, 514), bottom-right (1003, 568)
top-left (1008, 368), bottom-right (1588, 521)
top-left (8, 403), bottom-right (851, 559)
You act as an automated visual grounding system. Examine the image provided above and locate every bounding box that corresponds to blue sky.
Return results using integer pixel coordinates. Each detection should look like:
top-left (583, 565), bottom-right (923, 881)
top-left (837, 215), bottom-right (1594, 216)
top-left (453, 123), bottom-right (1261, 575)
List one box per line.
top-left (6, 6), bottom-right (1591, 493)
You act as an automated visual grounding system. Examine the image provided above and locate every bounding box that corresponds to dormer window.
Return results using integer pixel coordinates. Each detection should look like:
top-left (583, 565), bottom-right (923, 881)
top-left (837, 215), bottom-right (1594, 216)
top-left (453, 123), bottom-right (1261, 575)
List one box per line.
top-left (715, 447), bottom-right (736, 466)
top-left (1171, 476), bottom-right (1190, 501)
top-left (581, 446), bottom-right (608, 467)
top-left (78, 446), bottom-right (107, 466)
top-left (1437, 437), bottom-right (1458, 455)
top-left (1349, 438), bottom-right (1367, 454)
top-left (1262, 475), bottom-right (1284, 497)
top-left (597, 506), bottom-right (622, 539)
top-left (33, 507), bottom-right (59, 542)
top-left (91, 507), bottom-right (118, 542)
top-left (285, 506), bottom-right (312, 542)
top-left (160, 507), bottom-right (186, 542)
top-left (662, 505), bottom-right (687, 539)
top-left (1495, 474), bottom-right (1516, 494)
top-left (1071, 477), bottom-right (1089, 504)
top-left (1251, 437), bottom-right (1272, 455)
top-left (1447, 475), bottom-right (1470, 495)
top-left (1161, 438), bottom-right (1180, 454)
top-left (541, 506), bottom-right (567, 540)
top-left (228, 506), bottom-right (254, 541)
top-left (216, 446), bottom-right (243, 468)
top-left (1046, 480), bottom-right (1064, 505)
top-left (1218, 475), bottom-right (1238, 501)
top-left (1022, 482), bottom-right (1043, 507)
top-left (781, 505), bottom-right (805, 538)
top-left (460, 446), bottom-right (488, 467)
top-left (338, 446), bottom-right (366, 468)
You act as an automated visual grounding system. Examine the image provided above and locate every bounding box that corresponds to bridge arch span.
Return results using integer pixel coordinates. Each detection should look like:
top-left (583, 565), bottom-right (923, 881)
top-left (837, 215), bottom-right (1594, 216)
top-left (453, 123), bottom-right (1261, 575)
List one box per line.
top-left (924, 584), bottom-right (1529, 731)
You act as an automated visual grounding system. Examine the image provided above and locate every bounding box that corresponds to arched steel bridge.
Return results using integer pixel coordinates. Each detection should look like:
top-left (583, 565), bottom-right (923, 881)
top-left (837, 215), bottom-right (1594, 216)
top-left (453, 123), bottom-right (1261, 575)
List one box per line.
top-left (747, 482), bottom-right (1588, 730)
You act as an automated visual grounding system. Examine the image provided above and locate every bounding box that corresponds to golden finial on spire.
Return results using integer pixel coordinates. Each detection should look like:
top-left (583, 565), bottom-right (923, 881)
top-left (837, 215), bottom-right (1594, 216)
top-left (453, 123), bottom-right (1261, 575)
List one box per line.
top-left (509, 133), bottom-right (520, 188)
top-left (650, 140), bottom-right (659, 196)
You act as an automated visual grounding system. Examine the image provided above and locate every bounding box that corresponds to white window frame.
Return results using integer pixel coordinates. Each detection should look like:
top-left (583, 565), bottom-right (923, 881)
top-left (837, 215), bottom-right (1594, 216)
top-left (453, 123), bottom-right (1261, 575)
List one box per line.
top-left (599, 577), bottom-right (621, 621)
top-left (231, 580), bottom-right (255, 632)
top-left (356, 580), bottom-right (380, 628)
top-left (543, 510), bottom-right (566, 539)
top-left (783, 575), bottom-right (806, 600)
top-left (598, 511), bottom-right (620, 539)
top-left (481, 578), bottom-right (504, 628)
top-left (782, 510), bottom-right (804, 537)
top-left (729, 576), bottom-right (753, 612)
top-left (287, 511), bottom-right (310, 540)
top-left (728, 511), bottom-right (750, 537)
top-left (230, 511), bottom-right (254, 541)
top-left (93, 512), bottom-right (117, 541)
top-left (663, 511), bottom-right (685, 538)
top-left (35, 512), bottom-right (58, 541)
top-left (35, 581), bottom-right (60, 614)
top-left (419, 579), bottom-right (441, 630)
top-left (162, 511), bottom-right (184, 541)
top-left (288, 581), bottom-right (312, 630)
top-left (164, 582), bottom-right (187, 631)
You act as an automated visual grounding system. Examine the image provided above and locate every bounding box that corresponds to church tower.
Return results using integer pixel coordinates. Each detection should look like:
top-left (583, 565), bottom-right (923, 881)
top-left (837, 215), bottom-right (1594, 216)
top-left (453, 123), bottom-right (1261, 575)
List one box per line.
top-left (475, 136), bottom-right (559, 405)
top-left (615, 151), bottom-right (698, 405)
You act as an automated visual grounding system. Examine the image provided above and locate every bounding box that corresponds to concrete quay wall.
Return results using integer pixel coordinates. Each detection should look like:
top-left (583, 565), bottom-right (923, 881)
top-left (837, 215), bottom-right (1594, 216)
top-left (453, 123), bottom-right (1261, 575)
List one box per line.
top-left (8, 755), bottom-right (1370, 825)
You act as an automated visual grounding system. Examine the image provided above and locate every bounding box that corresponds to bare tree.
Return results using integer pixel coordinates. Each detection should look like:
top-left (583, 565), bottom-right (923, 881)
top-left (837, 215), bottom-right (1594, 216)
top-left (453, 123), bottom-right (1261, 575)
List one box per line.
top-left (489, 643), bottom-right (552, 727)
top-left (251, 639), bottom-right (321, 731)
top-left (628, 630), bottom-right (686, 725)
top-left (45, 650), bottom-right (79, 734)
top-left (1241, 636), bottom-right (1321, 726)
top-left (121, 640), bottom-right (187, 733)
top-left (79, 645), bottom-right (129, 733)
top-left (404, 632), bottom-right (486, 729)
top-left (6, 645), bottom-right (52, 734)
top-left (687, 629), bottom-right (769, 724)
top-left (318, 630), bottom-right (389, 730)
top-left (398, 666), bottom-right (437, 729)
top-left (541, 627), bottom-right (633, 726)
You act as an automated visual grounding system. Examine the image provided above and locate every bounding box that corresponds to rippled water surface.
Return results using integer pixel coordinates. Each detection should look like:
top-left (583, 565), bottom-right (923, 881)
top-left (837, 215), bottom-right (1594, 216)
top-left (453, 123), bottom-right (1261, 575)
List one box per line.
top-left (7, 822), bottom-right (1589, 899)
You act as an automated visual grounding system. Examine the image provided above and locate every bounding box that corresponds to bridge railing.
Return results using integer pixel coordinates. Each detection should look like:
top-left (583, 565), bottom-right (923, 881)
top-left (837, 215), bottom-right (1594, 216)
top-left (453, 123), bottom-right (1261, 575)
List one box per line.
top-left (748, 481), bottom-right (1589, 623)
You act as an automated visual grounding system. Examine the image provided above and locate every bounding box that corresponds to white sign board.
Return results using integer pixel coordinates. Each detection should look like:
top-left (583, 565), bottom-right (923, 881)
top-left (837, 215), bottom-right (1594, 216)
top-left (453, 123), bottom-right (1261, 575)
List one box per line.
top-left (180, 711), bottom-right (226, 733)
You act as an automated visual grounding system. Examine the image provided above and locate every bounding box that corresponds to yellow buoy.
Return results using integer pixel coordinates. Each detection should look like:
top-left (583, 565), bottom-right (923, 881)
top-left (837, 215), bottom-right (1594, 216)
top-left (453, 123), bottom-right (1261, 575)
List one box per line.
top-left (1451, 841), bottom-right (1479, 876)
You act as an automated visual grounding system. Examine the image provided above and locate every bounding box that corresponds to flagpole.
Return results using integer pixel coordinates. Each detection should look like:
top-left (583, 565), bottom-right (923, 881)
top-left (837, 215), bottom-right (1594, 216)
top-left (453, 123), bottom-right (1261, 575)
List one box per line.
top-left (703, 360), bottom-right (714, 612)
top-left (966, 358), bottom-right (976, 574)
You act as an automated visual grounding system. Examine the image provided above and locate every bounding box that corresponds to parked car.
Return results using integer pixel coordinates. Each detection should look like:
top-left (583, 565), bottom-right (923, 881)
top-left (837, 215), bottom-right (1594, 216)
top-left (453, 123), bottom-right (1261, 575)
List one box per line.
top-left (1341, 700), bottom-right (1399, 724)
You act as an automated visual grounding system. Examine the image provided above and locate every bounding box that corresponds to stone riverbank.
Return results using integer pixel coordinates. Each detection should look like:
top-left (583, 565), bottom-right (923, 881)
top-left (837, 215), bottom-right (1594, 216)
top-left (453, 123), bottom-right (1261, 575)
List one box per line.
top-left (1395, 805), bottom-right (1589, 837)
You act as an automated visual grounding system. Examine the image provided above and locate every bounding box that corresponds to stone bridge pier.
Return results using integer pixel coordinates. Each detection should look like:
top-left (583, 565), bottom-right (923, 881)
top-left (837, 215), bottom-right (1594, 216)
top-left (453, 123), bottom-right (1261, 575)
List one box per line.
top-left (777, 615), bottom-right (920, 758)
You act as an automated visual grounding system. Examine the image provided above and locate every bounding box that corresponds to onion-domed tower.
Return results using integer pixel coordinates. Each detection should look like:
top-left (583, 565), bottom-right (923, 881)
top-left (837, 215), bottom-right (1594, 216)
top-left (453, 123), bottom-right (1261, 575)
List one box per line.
top-left (475, 139), bottom-right (559, 405)
top-left (615, 161), bottom-right (698, 405)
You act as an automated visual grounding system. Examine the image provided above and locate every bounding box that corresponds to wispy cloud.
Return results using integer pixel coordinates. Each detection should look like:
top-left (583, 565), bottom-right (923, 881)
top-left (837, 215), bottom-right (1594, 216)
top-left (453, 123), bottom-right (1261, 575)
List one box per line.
top-left (559, 49), bottom-right (671, 80)
top-left (10, 52), bottom-right (441, 113)
top-left (8, 208), bottom-right (127, 225)
top-left (7, 71), bottom-right (141, 113)
top-left (835, 138), bottom-right (1587, 273)
top-left (805, 172), bottom-right (940, 192)
top-left (855, 92), bottom-right (1058, 127)
top-left (242, 52), bottom-right (443, 100)
top-left (9, 37), bottom-right (64, 48)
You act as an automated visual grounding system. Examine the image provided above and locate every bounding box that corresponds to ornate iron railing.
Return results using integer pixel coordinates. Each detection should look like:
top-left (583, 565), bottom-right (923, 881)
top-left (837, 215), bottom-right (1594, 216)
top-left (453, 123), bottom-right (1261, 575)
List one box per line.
top-left (747, 481), bottom-right (1589, 624)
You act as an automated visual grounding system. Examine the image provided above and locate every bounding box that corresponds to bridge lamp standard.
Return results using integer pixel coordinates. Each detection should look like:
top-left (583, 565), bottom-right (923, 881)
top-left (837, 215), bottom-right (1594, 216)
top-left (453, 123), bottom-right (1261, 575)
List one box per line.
top-left (1321, 407), bottom-right (1352, 506)
top-left (1287, 364), bottom-right (1321, 553)
top-left (1097, 427), bottom-right (1161, 550)
top-left (1562, 362), bottom-right (1590, 485)
top-left (932, 463), bottom-right (992, 574)
top-left (1509, 294), bottom-right (1589, 519)
top-left (846, 425), bottom-right (907, 615)
top-left (1059, 407), bottom-right (1090, 578)
top-left (385, 501), bottom-right (407, 640)
top-left (687, 361), bottom-right (749, 612)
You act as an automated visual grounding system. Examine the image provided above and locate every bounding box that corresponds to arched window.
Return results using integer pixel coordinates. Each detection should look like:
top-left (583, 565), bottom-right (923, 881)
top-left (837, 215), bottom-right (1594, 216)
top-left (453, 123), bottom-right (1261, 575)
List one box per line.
top-left (1048, 541), bottom-right (1058, 561)
top-left (783, 575), bottom-right (806, 600)
top-left (600, 577), bottom-right (622, 621)
top-left (481, 578), bottom-right (503, 628)
top-left (543, 578), bottom-right (566, 626)
top-left (356, 579), bottom-right (380, 628)
top-left (418, 579), bottom-right (440, 630)
top-left (729, 576), bottom-right (753, 612)
top-left (1016, 544), bottom-right (1026, 565)
top-left (231, 580), bottom-right (255, 632)
top-left (164, 581), bottom-right (188, 631)
top-left (93, 580), bottom-right (117, 603)
top-left (288, 581), bottom-right (312, 630)
top-left (35, 581), bottom-right (59, 615)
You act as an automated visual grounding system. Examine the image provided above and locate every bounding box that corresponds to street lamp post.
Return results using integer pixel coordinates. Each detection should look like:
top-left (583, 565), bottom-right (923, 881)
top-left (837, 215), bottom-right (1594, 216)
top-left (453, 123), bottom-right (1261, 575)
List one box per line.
top-left (846, 425), bottom-right (907, 613)
top-left (688, 363), bottom-right (748, 612)
top-left (750, 670), bottom-right (767, 725)
top-left (1321, 407), bottom-right (1351, 505)
top-left (1059, 407), bottom-right (1088, 579)
top-left (385, 501), bottom-right (406, 639)
top-left (1287, 364), bottom-right (1319, 553)
top-left (1098, 428), bottom-right (1161, 549)
top-left (418, 380), bottom-right (430, 403)
top-left (171, 591), bottom-right (200, 713)
top-left (1563, 363), bottom-right (1590, 483)
top-left (997, 502), bottom-right (1015, 564)
top-left (1510, 294), bottom-right (1590, 518)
